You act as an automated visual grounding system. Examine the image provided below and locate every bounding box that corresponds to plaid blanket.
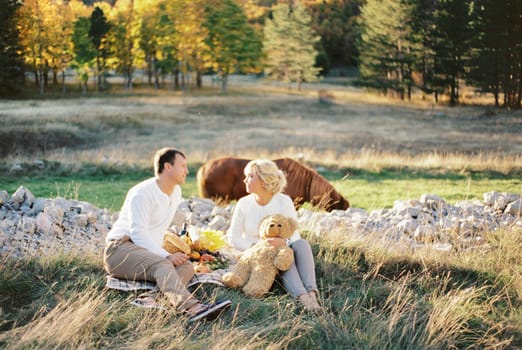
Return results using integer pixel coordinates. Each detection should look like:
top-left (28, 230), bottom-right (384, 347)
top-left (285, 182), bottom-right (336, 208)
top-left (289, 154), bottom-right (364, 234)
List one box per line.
top-left (106, 268), bottom-right (230, 310)
top-left (105, 269), bottom-right (228, 291)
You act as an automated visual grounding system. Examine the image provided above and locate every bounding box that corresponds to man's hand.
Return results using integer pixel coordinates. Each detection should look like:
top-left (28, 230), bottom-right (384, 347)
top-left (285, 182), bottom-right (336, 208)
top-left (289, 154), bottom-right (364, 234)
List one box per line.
top-left (265, 237), bottom-right (286, 248)
top-left (166, 252), bottom-right (190, 266)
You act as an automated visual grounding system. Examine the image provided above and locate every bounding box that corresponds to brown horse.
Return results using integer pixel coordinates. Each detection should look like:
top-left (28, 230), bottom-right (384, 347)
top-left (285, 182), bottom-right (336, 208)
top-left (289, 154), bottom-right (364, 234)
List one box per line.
top-left (196, 157), bottom-right (349, 211)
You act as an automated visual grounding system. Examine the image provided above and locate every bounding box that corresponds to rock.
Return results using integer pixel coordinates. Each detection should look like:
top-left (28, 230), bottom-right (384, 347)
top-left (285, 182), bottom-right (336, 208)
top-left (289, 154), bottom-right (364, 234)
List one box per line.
top-left (505, 199), bottom-right (522, 216)
top-left (9, 186), bottom-right (35, 210)
top-left (398, 219), bottom-right (418, 236)
top-left (1, 188), bottom-right (521, 259)
top-left (36, 212), bottom-right (53, 234)
top-left (0, 190), bottom-right (9, 207)
top-left (44, 204), bottom-right (64, 223)
top-left (207, 215), bottom-right (228, 231)
top-left (420, 194), bottom-right (447, 211)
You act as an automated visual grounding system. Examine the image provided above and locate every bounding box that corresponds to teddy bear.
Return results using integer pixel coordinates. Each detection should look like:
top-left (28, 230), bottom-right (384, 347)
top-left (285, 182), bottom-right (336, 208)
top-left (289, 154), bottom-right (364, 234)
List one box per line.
top-left (222, 214), bottom-right (298, 298)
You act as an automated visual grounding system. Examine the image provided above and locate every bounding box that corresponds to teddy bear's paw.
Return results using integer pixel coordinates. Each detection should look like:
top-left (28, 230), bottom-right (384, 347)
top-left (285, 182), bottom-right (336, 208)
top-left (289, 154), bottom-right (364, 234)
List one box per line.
top-left (243, 285), bottom-right (268, 298)
top-left (222, 273), bottom-right (242, 289)
top-left (274, 256), bottom-right (294, 271)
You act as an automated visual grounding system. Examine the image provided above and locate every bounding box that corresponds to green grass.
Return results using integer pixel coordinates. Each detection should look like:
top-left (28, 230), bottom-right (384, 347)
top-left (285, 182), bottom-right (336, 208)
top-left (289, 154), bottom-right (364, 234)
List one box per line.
top-left (335, 169), bottom-right (522, 210)
top-left (1, 166), bottom-right (520, 212)
top-left (1, 172), bottom-right (150, 212)
top-left (0, 163), bottom-right (200, 212)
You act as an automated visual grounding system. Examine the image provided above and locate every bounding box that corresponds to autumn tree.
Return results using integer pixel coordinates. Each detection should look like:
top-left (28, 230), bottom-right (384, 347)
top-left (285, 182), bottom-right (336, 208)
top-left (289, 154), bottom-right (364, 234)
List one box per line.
top-left (169, 0), bottom-right (210, 90)
top-left (49, 0), bottom-right (76, 95)
top-left (17, 0), bottom-right (58, 94)
top-left (135, 0), bottom-right (167, 88)
top-left (108, 0), bottom-right (143, 90)
top-left (263, 2), bottom-right (320, 90)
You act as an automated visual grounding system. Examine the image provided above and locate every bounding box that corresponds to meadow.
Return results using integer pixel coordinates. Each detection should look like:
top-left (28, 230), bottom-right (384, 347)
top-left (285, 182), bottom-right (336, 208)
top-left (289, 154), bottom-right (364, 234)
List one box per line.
top-left (1, 77), bottom-right (522, 349)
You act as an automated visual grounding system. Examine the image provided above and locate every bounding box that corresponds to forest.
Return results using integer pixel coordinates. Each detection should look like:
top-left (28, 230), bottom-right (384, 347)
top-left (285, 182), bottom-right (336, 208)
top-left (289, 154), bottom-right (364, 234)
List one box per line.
top-left (1, 0), bottom-right (522, 108)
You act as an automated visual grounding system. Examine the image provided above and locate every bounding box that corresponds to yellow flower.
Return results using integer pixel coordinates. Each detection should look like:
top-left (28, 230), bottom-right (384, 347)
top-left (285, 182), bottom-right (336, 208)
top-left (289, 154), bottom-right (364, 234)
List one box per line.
top-left (199, 229), bottom-right (227, 252)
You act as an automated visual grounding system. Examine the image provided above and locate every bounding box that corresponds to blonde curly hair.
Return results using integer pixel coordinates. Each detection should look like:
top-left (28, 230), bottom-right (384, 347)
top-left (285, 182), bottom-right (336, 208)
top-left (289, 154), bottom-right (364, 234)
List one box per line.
top-left (244, 159), bottom-right (287, 194)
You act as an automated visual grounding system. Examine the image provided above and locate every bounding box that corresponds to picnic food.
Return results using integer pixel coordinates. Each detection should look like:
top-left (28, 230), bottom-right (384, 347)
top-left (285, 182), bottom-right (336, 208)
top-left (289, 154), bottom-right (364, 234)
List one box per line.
top-left (162, 231), bottom-right (191, 255)
top-left (163, 229), bottom-right (230, 271)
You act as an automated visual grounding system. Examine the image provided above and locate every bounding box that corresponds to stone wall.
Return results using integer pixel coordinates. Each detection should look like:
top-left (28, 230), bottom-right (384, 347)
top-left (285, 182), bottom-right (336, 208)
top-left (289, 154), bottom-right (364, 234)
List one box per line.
top-left (1, 186), bottom-right (520, 259)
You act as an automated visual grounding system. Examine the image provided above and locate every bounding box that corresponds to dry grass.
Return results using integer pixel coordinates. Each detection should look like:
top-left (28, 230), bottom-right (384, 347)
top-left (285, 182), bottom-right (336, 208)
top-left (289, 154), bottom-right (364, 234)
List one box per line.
top-left (2, 76), bottom-right (521, 175)
top-left (2, 227), bottom-right (521, 349)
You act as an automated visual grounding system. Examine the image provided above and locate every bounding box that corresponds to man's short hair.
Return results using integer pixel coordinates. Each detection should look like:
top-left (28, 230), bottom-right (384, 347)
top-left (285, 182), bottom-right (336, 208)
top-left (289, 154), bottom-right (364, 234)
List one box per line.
top-left (154, 148), bottom-right (185, 176)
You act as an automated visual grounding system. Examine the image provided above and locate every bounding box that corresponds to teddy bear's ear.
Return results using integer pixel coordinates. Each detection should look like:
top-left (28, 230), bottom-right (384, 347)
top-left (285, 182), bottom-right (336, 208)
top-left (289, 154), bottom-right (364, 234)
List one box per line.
top-left (283, 217), bottom-right (298, 238)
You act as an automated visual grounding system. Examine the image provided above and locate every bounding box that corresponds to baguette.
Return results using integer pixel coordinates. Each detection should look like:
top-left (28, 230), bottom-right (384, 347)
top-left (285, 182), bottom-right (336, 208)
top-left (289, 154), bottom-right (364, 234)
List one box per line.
top-left (162, 232), bottom-right (191, 255)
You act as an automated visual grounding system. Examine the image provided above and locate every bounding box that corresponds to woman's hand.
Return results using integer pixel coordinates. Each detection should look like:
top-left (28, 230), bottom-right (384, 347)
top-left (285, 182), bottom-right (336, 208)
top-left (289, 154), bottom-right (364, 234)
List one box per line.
top-left (166, 252), bottom-right (190, 266)
top-left (265, 237), bottom-right (286, 248)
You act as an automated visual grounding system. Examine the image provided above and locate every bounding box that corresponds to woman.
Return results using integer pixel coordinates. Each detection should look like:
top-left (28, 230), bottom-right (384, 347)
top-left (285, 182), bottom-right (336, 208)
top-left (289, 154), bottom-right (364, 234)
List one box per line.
top-left (226, 159), bottom-right (322, 311)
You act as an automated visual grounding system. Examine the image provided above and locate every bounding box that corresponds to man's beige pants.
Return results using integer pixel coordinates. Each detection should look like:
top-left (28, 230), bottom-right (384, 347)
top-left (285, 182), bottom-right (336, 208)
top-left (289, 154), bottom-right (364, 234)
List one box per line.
top-left (103, 238), bottom-right (198, 311)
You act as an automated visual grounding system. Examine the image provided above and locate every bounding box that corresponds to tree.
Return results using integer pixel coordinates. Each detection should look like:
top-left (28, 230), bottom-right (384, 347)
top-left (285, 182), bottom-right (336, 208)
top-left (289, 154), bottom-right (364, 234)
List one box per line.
top-left (203, 0), bottom-right (262, 92)
top-left (356, 0), bottom-right (418, 99)
top-left (408, 0), bottom-right (438, 100)
top-left (49, 0), bottom-right (76, 95)
top-left (155, 0), bottom-right (181, 89)
top-left (108, 0), bottom-right (143, 90)
top-left (17, 0), bottom-right (57, 95)
top-left (0, 0), bottom-right (24, 96)
top-left (307, 0), bottom-right (362, 71)
top-left (171, 0), bottom-right (210, 91)
top-left (263, 3), bottom-right (320, 90)
top-left (72, 17), bottom-right (97, 94)
top-left (135, 0), bottom-right (165, 89)
top-left (89, 6), bottom-right (110, 91)
top-left (468, 0), bottom-right (522, 109)
top-left (427, 0), bottom-right (473, 106)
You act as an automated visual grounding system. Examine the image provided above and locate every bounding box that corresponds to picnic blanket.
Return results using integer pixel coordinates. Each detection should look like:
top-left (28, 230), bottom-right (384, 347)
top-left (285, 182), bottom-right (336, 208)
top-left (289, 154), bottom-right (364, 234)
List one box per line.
top-left (105, 268), bottom-right (230, 310)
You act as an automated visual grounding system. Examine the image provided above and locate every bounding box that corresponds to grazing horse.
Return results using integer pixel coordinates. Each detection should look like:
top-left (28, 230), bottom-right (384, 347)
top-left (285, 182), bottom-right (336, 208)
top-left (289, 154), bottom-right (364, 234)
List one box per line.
top-left (196, 157), bottom-right (349, 211)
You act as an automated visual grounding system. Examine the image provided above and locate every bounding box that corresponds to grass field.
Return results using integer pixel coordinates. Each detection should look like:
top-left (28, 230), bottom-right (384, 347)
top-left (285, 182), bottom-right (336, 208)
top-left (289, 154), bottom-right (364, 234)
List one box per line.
top-left (1, 78), bottom-right (522, 349)
top-left (1, 165), bottom-right (521, 212)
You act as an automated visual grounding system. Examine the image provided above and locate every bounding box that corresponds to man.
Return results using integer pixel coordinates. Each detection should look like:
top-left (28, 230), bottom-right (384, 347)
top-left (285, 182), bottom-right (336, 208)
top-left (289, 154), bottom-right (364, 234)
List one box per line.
top-left (103, 147), bottom-right (231, 322)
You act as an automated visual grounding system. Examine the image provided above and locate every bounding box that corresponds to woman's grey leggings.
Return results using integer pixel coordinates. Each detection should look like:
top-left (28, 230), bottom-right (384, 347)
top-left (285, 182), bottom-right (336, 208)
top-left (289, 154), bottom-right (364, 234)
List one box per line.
top-left (281, 239), bottom-right (319, 298)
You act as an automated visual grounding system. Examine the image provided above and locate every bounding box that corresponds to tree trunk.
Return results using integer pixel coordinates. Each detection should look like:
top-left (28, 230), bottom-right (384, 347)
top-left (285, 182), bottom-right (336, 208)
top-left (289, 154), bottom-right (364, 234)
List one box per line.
top-left (61, 71), bottom-right (66, 97)
top-left (96, 56), bottom-right (101, 92)
top-left (147, 56), bottom-right (153, 86)
top-left (196, 71), bottom-right (202, 88)
top-left (221, 74), bottom-right (228, 92)
top-left (39, 70), bottom-right (44, 95)
top-left (174, 68), bottom-right (180, 90)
